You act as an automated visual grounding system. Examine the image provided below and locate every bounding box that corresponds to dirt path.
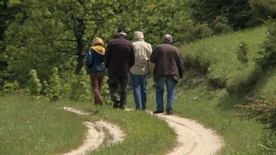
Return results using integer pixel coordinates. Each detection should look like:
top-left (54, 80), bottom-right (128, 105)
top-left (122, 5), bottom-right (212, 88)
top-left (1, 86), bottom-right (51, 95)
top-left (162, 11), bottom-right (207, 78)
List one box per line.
top-left (63, 107), bottom-right (223, 155)
top-left (62, 107), bottom-right (125, 155)
top-left (154, 113), bottom-right (223, 155)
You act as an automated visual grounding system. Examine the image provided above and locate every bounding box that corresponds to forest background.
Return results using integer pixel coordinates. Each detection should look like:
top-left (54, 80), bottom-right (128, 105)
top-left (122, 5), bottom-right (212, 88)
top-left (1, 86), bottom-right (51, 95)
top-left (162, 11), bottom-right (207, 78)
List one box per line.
top-left (0, 0), bottom-right (276, 154)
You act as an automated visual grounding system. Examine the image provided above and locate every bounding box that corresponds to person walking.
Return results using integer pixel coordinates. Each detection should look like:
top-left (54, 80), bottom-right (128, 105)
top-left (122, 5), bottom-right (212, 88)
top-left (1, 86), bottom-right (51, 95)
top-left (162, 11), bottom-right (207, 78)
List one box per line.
top-left (150, 34), bottom-right (184, 115)
top-left (130, 31), bottom-right (152, 111)
top-left (86, 37), bottom-right (106, 105)
top-left (105, 28), bottom-right (135, 109)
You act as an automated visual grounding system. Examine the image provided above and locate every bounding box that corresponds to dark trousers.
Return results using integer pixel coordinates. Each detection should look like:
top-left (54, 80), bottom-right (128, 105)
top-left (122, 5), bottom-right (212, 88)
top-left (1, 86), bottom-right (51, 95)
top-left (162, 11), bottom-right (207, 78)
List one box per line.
top-left (107, 76), bottom-right (129, 105)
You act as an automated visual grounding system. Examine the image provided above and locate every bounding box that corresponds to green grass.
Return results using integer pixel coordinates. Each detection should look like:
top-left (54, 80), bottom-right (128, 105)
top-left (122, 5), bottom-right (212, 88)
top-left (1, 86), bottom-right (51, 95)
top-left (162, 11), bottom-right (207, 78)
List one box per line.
top-left (87, 107), bottom-right (176, 155)
top-left (0, 94), bottom-right (87, 155)
top-left (173, 81), bottom-right (265, 155)
top-left (181, 26), bottom-right (268, 82)
top-left (0, 94), bottom-right (177, 155)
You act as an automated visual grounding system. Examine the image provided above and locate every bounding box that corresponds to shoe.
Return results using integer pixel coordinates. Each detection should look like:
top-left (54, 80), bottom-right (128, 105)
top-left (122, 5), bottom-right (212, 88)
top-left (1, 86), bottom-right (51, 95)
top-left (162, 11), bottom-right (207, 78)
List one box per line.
top-left (119, 104), bottom-right (126, 110)
top-left (166, 109), bottom-right (173, 115)
top-left (113, 101), bottom-right (120, 109)
top-left (153, 109), bottom-right (164, 114)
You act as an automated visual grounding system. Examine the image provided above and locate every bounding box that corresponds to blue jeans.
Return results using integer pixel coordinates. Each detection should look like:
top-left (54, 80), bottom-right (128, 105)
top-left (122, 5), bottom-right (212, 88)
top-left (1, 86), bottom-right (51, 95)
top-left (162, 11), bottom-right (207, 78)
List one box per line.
top-left (155, 77), bottom-right (176, 112)
top-left (130, 73), bottom-right (149, 110)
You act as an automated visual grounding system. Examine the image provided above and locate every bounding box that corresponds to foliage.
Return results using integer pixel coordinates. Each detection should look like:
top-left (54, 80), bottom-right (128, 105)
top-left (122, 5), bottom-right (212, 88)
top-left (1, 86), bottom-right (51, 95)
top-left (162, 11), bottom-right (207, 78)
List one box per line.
top-left (0, 0), bottom-right (22, 87)
top-left (174, 22), bottom-right (214, 43)
top-left (237, 41), bottom-right (249, 64)
top-left (259, 132), bottom-right (276, 154)
top-left (101, 76), bottom-right (112, 105)
top-left (188, 0), bottom-right (256, 30)
top-left (249, 0), bottom-right (276, 21)
top-left (47, 67), bottom-right (63, 101)
top-left (69, 68), bottom-right (91, 101)
top-left (27, 69), bottom-right (42, 96)
top-left (2, 80), bottom-right (19, 93)
top-left (210, 14), bottom-right (233, 33)
top-left (1, 0), bottom-right (188, 89)
top-left (237, 91), bottom-right (276, 131)
top-left (257, 19), bottom-right (276, 71)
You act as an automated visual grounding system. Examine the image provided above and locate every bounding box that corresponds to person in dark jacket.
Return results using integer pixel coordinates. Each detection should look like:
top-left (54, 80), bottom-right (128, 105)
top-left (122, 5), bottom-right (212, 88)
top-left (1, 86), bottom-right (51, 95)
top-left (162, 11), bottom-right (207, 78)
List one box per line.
top-left (150, 34), bottom-right (184, 115)
top-left (86, 37), bottom-right (106, 105)
top-left (105, 28), bottom-right (135, 109)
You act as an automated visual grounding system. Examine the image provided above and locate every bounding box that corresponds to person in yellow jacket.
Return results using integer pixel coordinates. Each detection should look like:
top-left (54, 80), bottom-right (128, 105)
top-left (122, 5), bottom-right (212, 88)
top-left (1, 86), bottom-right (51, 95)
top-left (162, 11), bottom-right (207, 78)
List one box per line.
top-left (86, 37), bottom-right (106, 105)
top-left (130, 31), bottom-right (152, 110)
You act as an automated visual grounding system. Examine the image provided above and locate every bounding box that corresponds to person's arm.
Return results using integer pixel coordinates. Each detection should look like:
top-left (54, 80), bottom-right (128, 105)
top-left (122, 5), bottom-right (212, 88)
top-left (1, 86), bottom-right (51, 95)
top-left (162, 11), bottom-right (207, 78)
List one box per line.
top-left (150, 47), bottom-right (157, 63)
top-left (86, 49), bottom-right (93, 68)
top-left (104, 43), bottom-right (111, 69)
top-left (177, 52), bottom-right (184, 78)
top-left (147, 44), bottom-right (153, 72)
top-left (130, 45), bottom-right (135, 67)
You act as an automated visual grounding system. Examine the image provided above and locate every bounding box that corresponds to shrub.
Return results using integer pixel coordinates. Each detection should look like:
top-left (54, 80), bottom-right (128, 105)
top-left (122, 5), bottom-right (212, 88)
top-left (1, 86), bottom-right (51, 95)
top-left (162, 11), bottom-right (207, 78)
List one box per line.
top-left (211, 14), bottom-right (233, 34)
top-left (27, 69), bottom-right (42, 96)
top-left (47, 67), bottom-right (62, 101)
top-left (257, 19), bottom-right (276, 71)
top-left (238, 91), bottom-right (276, 131)
top-left (174, 22), bottom-right (214, 43)
top-left (249, 0), bottom-right (276, 21)
top-left (237, 41), bottom-right (249, 64)
top-left (69, 68), bottom-right (91, 101)
top-left (2, 80), bottom-right (19, 93)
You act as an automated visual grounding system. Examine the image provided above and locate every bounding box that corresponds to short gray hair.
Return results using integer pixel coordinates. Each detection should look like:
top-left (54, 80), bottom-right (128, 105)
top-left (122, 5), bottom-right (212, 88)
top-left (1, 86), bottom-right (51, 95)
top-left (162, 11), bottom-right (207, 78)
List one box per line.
top-left (163, 34), bottom-right (173, 43)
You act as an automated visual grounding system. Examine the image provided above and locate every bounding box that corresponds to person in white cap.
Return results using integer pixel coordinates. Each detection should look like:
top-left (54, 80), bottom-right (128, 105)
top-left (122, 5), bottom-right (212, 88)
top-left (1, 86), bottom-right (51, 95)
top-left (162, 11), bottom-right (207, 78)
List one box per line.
top-left (150, 34), bottom-right (184, 115)
top-left (130, 31), bottom-right (152, 111)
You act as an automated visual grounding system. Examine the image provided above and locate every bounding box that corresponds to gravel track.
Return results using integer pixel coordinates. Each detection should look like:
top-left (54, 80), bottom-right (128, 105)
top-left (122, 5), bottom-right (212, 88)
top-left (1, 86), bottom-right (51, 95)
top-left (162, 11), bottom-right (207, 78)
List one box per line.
top-left (63, 107), bottom-right (223, 155)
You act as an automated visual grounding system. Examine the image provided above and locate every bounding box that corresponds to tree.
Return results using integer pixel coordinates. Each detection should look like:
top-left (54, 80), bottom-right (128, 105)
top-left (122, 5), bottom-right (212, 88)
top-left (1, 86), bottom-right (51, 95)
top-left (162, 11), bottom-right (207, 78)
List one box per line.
top-left (3, 0), bottom-right (185, 87)
top-left (249, 0), bottom-right (276, 21)
top-left (188, 0), bottom-right (256, 30)
top-left (0, 0), bottom-right (22, 86)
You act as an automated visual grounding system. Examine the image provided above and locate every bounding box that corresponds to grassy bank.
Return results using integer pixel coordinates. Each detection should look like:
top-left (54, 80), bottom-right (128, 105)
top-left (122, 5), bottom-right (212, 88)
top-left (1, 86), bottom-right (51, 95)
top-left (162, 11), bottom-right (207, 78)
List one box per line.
top-left (0, 94), bottom-right (86, 154)
top-left (0, 94), bottom-right (176, 155)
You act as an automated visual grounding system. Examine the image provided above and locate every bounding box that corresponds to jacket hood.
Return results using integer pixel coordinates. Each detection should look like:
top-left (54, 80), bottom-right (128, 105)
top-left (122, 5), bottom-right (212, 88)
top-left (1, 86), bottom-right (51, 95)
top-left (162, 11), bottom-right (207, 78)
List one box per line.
top-left (91, 45), bottom-right (105, 55)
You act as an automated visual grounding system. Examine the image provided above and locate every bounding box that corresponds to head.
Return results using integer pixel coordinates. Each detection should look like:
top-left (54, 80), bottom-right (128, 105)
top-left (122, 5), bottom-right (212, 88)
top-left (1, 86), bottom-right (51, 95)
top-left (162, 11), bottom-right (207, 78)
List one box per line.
top-left (93, 37), bottom-right (104, 46)
top-left (134, 31), bottom-right (144, 41)
top-left (163, 34), bottom-right (173, 44)
top-left (116, 28), bottom-right (127, 38)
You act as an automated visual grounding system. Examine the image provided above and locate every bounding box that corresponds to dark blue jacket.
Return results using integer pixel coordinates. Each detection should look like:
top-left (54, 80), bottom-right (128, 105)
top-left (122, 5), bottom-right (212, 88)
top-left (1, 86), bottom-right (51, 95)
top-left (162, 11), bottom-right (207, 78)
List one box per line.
top-left (86, 45), bottom-right (105, 74)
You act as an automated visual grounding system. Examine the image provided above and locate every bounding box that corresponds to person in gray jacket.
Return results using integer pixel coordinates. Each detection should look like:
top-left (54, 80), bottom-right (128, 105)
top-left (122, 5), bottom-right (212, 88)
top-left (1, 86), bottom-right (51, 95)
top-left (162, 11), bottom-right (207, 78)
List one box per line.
top-left (150, 34), bottom-right (184, 115)
top-left (130, 31), bottom-right (152, 110)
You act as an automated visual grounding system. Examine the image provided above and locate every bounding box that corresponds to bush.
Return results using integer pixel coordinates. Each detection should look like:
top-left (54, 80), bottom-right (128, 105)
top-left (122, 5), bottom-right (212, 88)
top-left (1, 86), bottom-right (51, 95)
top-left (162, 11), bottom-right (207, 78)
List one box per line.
top-left (69, 68), bottom-right (91, 101)
top-left (249, 0), bottom-right (276, 21)
top-left (27, 69), bottom-right (42, 96)
top-left (210, 14), bottom-right (233, 34)
top-left (238, 91), bottom-right (276, 131)
top-left (237, 41), bottom-right (249, 64)
top-left (257, 19), bottom-right (276, 71)
top-left (174, 22), bottom-right (214, 43)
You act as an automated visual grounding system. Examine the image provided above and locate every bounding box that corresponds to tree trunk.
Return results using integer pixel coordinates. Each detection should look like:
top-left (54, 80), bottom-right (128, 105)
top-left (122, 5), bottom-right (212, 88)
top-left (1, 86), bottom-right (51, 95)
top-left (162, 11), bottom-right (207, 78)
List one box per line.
top-left (75, 39), bottom-right (84, 74)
